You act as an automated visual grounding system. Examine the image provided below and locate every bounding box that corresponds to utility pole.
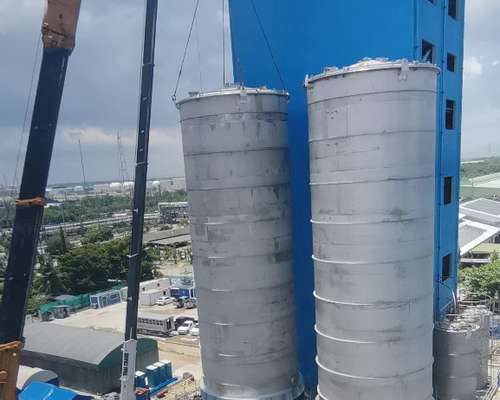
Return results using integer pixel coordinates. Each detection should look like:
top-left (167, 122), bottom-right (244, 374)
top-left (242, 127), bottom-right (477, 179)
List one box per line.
top-left (120, 1), bottom-right (158, 399)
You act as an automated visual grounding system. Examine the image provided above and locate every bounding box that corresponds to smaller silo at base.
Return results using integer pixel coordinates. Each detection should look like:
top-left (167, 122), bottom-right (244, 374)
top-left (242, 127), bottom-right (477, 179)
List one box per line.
top-left (433, 320), bottom-right (483, 400)
top-left (460, 305), bottom-right (492, 390)
top-left (178, 86), bottom-right (303, 400)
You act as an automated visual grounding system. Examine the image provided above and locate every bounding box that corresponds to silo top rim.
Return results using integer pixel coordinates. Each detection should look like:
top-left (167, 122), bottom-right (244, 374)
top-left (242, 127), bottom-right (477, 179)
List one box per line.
top-left (305, 58), bottom-right (440, 85)
top-left (176, 85), bottom-right (289, 106)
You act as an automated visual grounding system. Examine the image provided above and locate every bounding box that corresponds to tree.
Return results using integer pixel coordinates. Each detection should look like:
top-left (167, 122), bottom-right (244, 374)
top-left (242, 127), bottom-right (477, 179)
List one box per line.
top-left (33, 255), bottom-right (65, 296)
top-left (58, 243), bottom-right (110, 294)
top-left (26, 293), bottom-right (48, 315)
top-left (491, 250), bottom-right (499, 263)
top-left (81, 226), bottom-right (114, 245)
top-left (460, 260), bottom-right (500, 298)
top-left (57, 237), bottom-right (159, 294)
top-left (46, 227), bottom-right (70, 256)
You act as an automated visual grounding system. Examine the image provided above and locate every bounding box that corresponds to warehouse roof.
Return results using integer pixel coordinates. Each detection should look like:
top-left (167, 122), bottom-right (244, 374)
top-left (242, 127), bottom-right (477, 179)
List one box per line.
top-left (143, 226), bottom-right (190, 243)
top-left (460, 198), bottom-right (500, 226)
top-left (149, 234), bottom-right (191, 246)
top-left (459, 219), bottom-right (500, 256)
top-left (23, 323), bottom-right (156, 367)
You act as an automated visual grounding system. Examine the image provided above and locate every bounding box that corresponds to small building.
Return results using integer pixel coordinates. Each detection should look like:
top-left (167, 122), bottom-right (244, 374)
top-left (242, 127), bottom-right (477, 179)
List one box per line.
top-left (139, 289), bottom-right (167, 306)
top-left (460, 198), bottom-right (500, 229)
top-left (22, 323), bottom-right (158, 394)
top-left (463, 243), bottom-right (500, 267)
top-left (158, 202), bottom-right (189, 223)
top-left (90, 289), bottom-right (122, 309)
top-left (459, 213), bottom-right (500, 267)
top-left (169, 286), bottom-right (195, 299)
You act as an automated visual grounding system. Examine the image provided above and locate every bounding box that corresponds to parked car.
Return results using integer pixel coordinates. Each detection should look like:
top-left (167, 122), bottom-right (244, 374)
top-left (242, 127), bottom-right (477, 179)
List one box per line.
top-left (178, 320), bottom-right (194, 335)
top-left (175, 296), bottom-right (189, 308)
top-left (185, 297), bottom-right (197, 309)
top-left (174, 316), bottom-right (197, 330)
top-left (156, 296), bottom-right (173, 306)
top-left (190, 324), bottom-right (199, 336)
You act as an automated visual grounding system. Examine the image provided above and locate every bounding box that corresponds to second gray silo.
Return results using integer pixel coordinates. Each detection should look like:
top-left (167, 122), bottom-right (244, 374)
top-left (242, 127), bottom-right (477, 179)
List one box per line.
top-left (178, 87), bottom-right (303, 400)
top-left (433, 320), bottom-right (483, 400)
top-left (306, 59), bottom-right (439, 400)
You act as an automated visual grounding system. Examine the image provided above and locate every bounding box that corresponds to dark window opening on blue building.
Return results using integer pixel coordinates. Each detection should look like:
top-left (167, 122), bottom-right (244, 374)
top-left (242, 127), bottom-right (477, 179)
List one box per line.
top-left (446, 99), bottom-right (455, 129)
top-left (442, 254), bottom-right (452, 282)
top-left (449, 0), bottom-right (458, 19)
top-left (447, 53), bottom-right (456, 72)
top-left (444, 177), bottom-right (453, 205)
top-left (422, 40), bottom-right (435, 63)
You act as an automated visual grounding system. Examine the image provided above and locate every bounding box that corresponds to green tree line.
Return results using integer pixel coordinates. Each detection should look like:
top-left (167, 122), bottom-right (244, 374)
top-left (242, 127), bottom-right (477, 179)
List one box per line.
top-left (460, 256), bottom-right (500, 298)
top-left (0, 190), bottom-right (187, 228)
top-left (461, 157), bottom-right (500, 180)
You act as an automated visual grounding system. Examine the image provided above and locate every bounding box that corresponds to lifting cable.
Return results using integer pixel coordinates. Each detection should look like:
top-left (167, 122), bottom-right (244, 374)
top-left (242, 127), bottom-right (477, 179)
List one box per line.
top-left (194, 5), bottom-right (204, 91)
top-left (172, 0), bottom-right (201, 104)
top-left (250, 0), bottom-right (287, 92)
top-left (12, 35), bottom-right (42, 190)
top-left (222, 0), bottom-right (227, 87)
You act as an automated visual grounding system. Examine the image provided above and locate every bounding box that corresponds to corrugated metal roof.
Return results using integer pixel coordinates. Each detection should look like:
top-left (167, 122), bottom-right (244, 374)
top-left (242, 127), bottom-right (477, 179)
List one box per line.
top-left (23, 323), bottom-right (125, 366)
top-left (460, 198), bottom-right (500, 226)
top-left (459, 219), bottom-right (500, 256)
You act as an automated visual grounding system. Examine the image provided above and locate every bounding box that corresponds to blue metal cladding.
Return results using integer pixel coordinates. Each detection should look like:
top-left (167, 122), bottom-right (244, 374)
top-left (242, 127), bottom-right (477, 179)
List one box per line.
top-left (229, 0), bottom-right (464, 391)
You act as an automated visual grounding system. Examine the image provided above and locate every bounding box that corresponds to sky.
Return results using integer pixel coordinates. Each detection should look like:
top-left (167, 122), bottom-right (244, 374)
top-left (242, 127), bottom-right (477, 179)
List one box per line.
top-left (0, 1), bottom-right (498, 184)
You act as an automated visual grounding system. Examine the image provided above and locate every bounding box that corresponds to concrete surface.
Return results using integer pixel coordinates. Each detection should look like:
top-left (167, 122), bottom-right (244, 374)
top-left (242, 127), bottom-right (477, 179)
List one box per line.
top-left (50, 301), bottom-right (201, 380)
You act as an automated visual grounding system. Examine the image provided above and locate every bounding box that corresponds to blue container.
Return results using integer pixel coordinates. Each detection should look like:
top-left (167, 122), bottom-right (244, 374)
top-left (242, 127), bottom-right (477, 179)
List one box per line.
top-left (161, 359), bottom-right (173, 380)
top-left (145, 365), bottom-right (160, 388)
top-left (154, 362), bottom-right (166, 382)
top-left (135, 371), bottom-right (147, 388)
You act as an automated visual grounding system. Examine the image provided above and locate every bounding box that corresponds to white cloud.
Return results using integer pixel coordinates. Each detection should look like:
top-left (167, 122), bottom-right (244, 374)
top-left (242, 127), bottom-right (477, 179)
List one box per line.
top-left (492, 60), bottom-right (500, 67)
top-left (63, 126), bottom-right (130, 146)
top-left (463, 56), bottom-right (483, 79)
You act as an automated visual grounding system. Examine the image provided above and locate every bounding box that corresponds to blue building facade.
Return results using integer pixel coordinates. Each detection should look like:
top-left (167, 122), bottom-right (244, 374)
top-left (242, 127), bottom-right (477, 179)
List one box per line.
top-left (229, 0), bottom-right (464, 392)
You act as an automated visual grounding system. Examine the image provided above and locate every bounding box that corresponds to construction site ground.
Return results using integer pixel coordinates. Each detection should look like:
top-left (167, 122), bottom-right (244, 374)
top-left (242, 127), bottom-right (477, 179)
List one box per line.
top-left (50, 300), bottom-right (202, 380)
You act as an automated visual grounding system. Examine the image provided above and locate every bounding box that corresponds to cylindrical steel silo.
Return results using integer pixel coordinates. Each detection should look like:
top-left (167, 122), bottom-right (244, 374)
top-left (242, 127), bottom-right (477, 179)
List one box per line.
top-left (433, 320), bottom-right (482, 400)
top-left (306, 59), bottom-right (438, 400)
top-left (178, 87), bottom-right (303, 400)
top-left (461, 306), bottom-right (492, 389)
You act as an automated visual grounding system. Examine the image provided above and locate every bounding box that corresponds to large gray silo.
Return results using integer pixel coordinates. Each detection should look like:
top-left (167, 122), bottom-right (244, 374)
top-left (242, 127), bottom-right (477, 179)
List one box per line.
top-left (305, 59), bottom-right (439, 400)
top-left (178, 87), bottom-right (303, 400)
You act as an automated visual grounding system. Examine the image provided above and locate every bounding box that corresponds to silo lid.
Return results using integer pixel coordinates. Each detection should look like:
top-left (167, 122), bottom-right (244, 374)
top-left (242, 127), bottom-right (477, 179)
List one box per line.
top-left (176, 85), bottom-right (288, 106)
top-left (305, 58), bottom-right (440, 85)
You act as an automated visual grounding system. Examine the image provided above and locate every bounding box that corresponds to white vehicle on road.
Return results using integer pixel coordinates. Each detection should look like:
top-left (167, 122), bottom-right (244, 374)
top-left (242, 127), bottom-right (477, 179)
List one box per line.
top-left (156, 296), bottom-right (173, 306)
top-left (177, 320), bottom-right (194, 335)
top-left (190, 324), bottom-right (199, 336)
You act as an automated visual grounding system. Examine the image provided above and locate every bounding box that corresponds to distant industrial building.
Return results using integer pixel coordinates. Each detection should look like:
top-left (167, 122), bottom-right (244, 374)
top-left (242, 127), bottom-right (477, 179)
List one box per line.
top-left (459, 198), bottom-right (500, 266)
top-left (143, 226), bottom-right (191, 247)
top-left (460, 198), bottom-right (500, 227)
top-left (461, 172), bottom-right (500, 199)
top-left (158, 201), bottom-right (189, 223)
top-left (22, 323), bottom-right (158, 394)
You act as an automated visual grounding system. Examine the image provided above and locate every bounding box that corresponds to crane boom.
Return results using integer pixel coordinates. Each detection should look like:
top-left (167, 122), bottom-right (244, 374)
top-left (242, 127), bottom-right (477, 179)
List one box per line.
top-left (0, 0), bottom-right (81, 390)
top-left (120, 1), bottom-right (158, 399)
